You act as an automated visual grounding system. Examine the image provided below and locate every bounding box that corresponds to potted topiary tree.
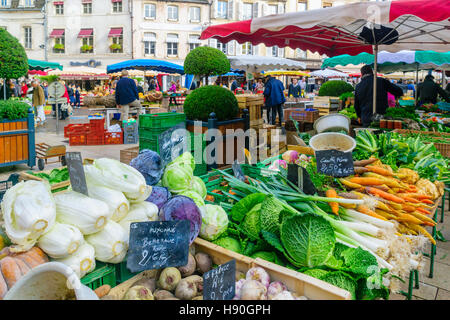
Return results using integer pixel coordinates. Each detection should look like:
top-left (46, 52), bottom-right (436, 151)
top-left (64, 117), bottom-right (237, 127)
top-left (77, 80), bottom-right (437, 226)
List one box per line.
top-left (184, 46), bottom-right (230, 85)
top-left (318, 80), bottom-right (354, 97)
top-left (183, 85), bottom-right (248, 168)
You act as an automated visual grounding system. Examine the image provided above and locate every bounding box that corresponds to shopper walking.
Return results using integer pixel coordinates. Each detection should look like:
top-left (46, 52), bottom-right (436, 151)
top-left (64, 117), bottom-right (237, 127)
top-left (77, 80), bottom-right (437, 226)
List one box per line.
top-left (32, 80), bottom-right (46, 125)
top-left (354, 65), bottom-right (403, 127)
top-left (417, 74), bottom-right (449, 105)
top-left (263, 75), bottom-right (286, 127)
top-left (115, 70), bottom-right (142, 121)
top-left (75, 86), bottom-right (81, 108)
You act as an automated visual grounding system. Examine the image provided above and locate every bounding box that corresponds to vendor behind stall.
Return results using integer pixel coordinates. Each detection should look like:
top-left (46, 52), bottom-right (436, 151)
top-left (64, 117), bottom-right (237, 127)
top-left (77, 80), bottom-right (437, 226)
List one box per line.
top-left (115, 70), bottom-right (142, 121)
top-left (288, 78), bottom-right (301, 98)
top-left (417, 74), bottom-right (449, 105)
top-left (354, 65), bottom-right (403, 127)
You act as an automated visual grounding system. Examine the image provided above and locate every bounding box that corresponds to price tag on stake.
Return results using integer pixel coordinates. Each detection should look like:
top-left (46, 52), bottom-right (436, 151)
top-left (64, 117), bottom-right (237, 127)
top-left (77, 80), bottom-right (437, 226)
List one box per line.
top-left (203, 260), bottom-right (236, 300)
top-left (65, 152), bottom-right (88, 196)
top-left (126, 220), bottom-right (190, 273)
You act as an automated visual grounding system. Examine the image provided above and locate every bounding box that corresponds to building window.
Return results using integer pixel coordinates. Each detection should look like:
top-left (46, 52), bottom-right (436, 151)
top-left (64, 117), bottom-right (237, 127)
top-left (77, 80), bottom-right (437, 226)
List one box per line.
top-left (144, 33), bottom-right (156, 55)
top-left (110, 36), bottom-right (123, 53)
top-left (112, 0), bottom-right (123, 13)
top-left (53, 36), bottom-right (65, 54)
top-left (144, 3), bottom-right (156, 19)
top-left (0, 0), bottom-right (8, 8)
top-left (81, 36), bottom-right (93, 53)
top-left (217, 42), bottom-right (227, 54)
top-left (167, 34), bottom-right (178, 56)
top-left (24, 0), bottom-right (33, 7)
top-left (243, 3), bottom-right (253, 20)
top-left (271, 46), bottom-right (279, 57)
top-left (24, 27), bottom-right (32, 49)
top-left (267, 4), bottom-right (277, 15)
top-left (189, 35), bottom-right (200, 51)
top-left (298, 0), bottom-right (307, 11)
top-left (241, 42), bottom-right (252, 55)
top-left (217, 1), bottom-right (227, 19)
top-left (189, 7), bottom-right (200, 22)
top-left (167, 5), bottom-right (178, 21)
top-left (83, 3), bottom-right (92, 14)
top-left (55, 3), bottom-right (63, 15)
top-left (322, 1), bottom-right (332, 8)
top-left (295, 48), bottom-right (307, 59)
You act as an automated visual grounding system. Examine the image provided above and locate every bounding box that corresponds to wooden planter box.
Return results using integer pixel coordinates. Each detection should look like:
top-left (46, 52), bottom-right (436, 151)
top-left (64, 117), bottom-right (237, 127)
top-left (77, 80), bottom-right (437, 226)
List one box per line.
top-left (186, 113), bottom-right (249, 169)
top-left (236, 94), bottom-right (264, 128)
top-left (0, 109), bottom-right (36, 168)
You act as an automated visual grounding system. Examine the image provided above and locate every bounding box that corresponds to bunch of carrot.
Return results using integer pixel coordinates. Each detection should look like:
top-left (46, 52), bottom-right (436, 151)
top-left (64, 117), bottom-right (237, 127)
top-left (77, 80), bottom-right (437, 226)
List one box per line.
top-left (333, 158), bottom-right (437, 244)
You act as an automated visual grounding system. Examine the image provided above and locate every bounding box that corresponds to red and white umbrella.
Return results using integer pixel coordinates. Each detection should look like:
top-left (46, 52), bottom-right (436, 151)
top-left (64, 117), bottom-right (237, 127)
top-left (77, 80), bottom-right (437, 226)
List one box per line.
top-left (201, 0), bottom-right (450, 113)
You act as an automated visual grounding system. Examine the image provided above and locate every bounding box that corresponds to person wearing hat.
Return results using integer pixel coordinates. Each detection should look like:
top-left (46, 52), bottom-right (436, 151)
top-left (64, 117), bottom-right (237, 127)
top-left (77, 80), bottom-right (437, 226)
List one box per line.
top-left (417, 74), bottom-right (449, 105)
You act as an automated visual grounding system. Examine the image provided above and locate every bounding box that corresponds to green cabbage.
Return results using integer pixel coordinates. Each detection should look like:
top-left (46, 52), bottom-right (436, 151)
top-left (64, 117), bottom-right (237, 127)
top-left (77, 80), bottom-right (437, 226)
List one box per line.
top-left (280, 214), bottom-right (335, 268)
top-left (168, 152), bottom-right (195, 171)
top-left (241, 203), bottom-right (262, 240)
top-left (162, 164), bottom-right (193, 194)
top-left (259, 196), bottom-right (284, 235)
top-left (199, 204), bottom-right (229, 241)
top-left (213, 236), bottom-right (241, 253)
top-left (191, 176), bottom-right (207, 199)
top-left (179, 190), bottom-right (205, 208)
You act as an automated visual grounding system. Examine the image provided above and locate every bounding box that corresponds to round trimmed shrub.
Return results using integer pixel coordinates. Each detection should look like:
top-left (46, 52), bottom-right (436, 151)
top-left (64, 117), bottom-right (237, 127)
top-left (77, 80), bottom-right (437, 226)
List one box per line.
top-left (0, 28), bottom-right (28, 79)
top-left (183, 85), bottom-right (239, 122)
top-left (184, 46), bottom-right (230, 78)
top-left (318, 80), bottom-right (354, 97)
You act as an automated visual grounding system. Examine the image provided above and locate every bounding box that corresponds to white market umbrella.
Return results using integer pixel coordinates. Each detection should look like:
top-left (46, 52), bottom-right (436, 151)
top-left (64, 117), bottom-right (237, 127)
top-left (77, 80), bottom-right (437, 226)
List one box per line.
top-left (309, 68), bottom-right (348, 78)
top-left (227, 55), bottom-right (306, 73)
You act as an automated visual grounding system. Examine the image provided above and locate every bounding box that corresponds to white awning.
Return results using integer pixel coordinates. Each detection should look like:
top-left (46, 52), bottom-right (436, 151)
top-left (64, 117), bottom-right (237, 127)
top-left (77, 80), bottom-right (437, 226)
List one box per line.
top-left (228, 55), bottom-right (306, 73)
top-left (189, 35), bottom-right (201, 44)
top-left (166, 34), bottom-right (179, 43)
top-left (143, 32), bottom-right (156, 42)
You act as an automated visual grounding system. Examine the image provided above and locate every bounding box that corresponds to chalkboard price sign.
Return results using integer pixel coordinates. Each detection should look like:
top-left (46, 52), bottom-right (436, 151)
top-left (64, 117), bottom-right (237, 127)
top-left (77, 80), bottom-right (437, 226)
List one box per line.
top-left (65, 152), bottom-right (88, 196)
top-left (287, 163), bottom-right (317, 195)
top-left (203, 260), bottom-right (236, 300)
top-left (315, 149), bottom-right (354, 177)
top-left (126, 220), bottom-right (190, 273)
top-left (158, 123), bottom-right (188, 168)
top-left (232, 160), bottom-right (246, 182)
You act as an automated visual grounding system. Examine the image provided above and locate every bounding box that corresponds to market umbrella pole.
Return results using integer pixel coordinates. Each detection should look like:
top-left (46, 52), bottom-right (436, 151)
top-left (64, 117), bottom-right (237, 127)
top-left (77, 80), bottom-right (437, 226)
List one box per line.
top-left (415, 64), bottom-right (419, 101)
top-left (373, 45), bottom-right (378, 115)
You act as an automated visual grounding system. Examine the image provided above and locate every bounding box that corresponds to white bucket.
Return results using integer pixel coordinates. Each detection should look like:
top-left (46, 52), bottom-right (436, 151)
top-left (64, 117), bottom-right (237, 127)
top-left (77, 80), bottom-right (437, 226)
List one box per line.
top-left (309, 132), bottom-right (356, 154)
top-left (3, 262), bottom-right (99, 300)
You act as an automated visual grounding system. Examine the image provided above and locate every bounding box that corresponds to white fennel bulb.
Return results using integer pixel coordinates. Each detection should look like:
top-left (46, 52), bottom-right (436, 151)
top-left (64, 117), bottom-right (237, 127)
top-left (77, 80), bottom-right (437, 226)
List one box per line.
top-left (86, 182), bottom-right (130, 221)
top-left (54, 191), bottom-right (111, 235)
top-left (37, 223), bottom-right (84, 259)
top-left (118, 201), bottom-right (159, 240)
top-left (85, 220), bottom-right (128, 264)
top-left (1, 180), bottom-right (56, 251)
top-left (56, 243), bottom-right (96, 278)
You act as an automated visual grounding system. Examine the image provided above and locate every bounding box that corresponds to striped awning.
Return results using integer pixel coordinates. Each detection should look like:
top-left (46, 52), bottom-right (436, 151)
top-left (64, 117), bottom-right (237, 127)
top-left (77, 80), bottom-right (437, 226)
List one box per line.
top-left (108, 28), bottom-right (123, 37)
top-left (78, 28), bottom-right (93, 38)
top-left (49, 29), bottom-right (65, 38)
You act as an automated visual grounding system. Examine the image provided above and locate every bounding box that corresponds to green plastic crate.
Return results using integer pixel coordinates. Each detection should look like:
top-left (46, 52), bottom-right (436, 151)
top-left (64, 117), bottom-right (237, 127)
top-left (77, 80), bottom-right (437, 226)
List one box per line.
top-left (116, 260), bottom-right (138, 284)
top-left (194, 163), bottom-right (208, 176)
top-left (139, 132), bottom-right (206, 155)
top-left (81, 262), bottom-right (116, 290)
top-left (139, 112), bottom-right (186, 130)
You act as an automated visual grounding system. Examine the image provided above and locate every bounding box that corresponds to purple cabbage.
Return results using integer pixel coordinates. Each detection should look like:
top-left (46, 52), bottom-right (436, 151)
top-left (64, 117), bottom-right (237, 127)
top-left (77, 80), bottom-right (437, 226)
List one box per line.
top-left (159, 196), bottom-right (202, 244)
top-left (146, 186), bottom-right (171, 210)
top-left (129, 149), bottom-right (163, 186)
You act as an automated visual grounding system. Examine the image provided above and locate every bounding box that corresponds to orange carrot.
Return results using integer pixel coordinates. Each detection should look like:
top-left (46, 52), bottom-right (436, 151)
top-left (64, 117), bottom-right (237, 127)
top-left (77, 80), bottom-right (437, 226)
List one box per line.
top-left (405, 223), bottom-right (436, 245)
top-left (366, 165), bottom-right (393, 176)
top-left (326, 188), bottom-right (339, 216)
top-left (357, 204), bottom-right (388, 221)
top-left (402, 204), bottom-right (416, 212)
top-left (405, 193), bottom-right (433, 200)
top-left (421, 199), bottom-right (434, 205)
top-left (417, 207), bottom-right (431, 215)
top-left (348, 177), bottom-right (385, 186)
top-left (397, 194), bottom-right (420, 203)
top-left (365, 187), bottom-right (405, 203)
top-left (205, 195), bottom-right (215, 202)
top-left (367, 184), bottom-right (391, 192)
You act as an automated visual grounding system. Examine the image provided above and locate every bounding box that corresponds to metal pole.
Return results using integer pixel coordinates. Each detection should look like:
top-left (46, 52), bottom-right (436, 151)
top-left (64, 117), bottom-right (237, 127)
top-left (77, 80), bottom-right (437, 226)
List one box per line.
top-left (372, 44), bottom-right (378, 115)
top-left (43, 0), bottom-right (48, 61)
top-left (415, 64), bottom-right (419, 101)
top-left (3, 80), bottom-right (6, 100)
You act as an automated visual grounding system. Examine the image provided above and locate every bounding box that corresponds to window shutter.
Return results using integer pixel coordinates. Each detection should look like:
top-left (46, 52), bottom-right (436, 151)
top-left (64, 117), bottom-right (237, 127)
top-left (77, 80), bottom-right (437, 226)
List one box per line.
top-left (278, 47), bottom-right (284, 57)
top-left (277, 3), bottom-right (284, 14)
top-left (252, 3), bottom-right (259, 18)
top-left (262, 3), bottom-right (267, 16)
top-left (238, 2), bottom-right (243, 20)
top-left (227, 0), bottom-right (234, 19)
top-left (252, 44), bottom-right (258, 55)
top-left (228, 40), bottom-right (235, 55)
top-left (208, 38), bottom-right (217, 48)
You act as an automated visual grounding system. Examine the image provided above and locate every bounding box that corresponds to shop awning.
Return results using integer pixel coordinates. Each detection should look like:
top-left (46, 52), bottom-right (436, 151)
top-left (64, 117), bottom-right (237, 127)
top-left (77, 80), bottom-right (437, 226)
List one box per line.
top-left (188, 35), bottom-right (201, 44)
top-left (78, 28), bottom-right (93, 38)
top-left (28, 59), bottom-right (63, 71)
top-left (49, 29), bottom-right (65, 38)
top-left (108, 28), bottom-right (123, 37)
top-left (111, 0), bottom-right (122, 2)
top-left (81, 0), bottom-right (92, 3)
top-left (143, 33), bottom-right (156, 42)
top-left (53, 1), bottom-right (64, 5)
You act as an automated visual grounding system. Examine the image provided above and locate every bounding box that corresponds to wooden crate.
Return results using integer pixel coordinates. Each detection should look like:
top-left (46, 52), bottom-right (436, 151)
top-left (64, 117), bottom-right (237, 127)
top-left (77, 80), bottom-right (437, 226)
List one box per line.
top-left (314, 96), bottom-right (340, 109)
top-left (318, 108), bottom-right (339, 116)
top-left (19, 167), bottom-right (70, 191)
top-left (120, 146), bottom-right (139, 164)
top-left (236, 94), bottom-right (264, 126)
top-left (109, 237), bottom-right (351, 300)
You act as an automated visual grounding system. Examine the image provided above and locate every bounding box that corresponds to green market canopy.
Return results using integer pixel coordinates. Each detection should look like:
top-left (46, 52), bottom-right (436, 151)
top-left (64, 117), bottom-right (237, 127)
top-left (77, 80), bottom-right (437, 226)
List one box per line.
top-left (28, 59), bottom-right (63, 71)
top-left (322, 51), bottom-right (450, 73)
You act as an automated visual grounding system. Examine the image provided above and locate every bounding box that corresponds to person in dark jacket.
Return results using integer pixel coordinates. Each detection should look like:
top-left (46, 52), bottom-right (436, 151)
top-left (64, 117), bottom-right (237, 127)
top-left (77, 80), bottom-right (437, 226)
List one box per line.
top-left (115, 69), bottom-right (142, 121)
top-left (354, 65), bottom-right (403, 127)
top-left (230, 78), bottom-right (238, 92)
top-left (75, 86), bottom-right (81, 108)
top-left (263, 75), bottom-right (286, 126)
top-left (288, 78), bottom-right (301, 98)
top-left (417, 75), bottom-right (449, 105)
top-left (67, 84), bottom-right (75, 106)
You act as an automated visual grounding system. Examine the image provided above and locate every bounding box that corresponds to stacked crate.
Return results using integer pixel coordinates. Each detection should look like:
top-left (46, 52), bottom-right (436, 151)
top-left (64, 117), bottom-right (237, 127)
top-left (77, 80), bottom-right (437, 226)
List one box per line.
top-left (313, 96), bottom-right (340, 116)
top-left (235, 94), bottom-right (264, 129)
top-left (123, 120), bottom-right (138, 144)
top-left (65, 118), bottom-right (124, 146)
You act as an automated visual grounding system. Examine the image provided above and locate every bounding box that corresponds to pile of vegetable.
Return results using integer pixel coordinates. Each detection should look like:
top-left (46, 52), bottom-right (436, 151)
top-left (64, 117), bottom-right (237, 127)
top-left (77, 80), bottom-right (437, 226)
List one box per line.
top-left (339, 105), bottom-right (357, 121)
top-left (28, 167), bottom-right (70, 192)
top-left (384, 106), bottom-right (420, 122)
